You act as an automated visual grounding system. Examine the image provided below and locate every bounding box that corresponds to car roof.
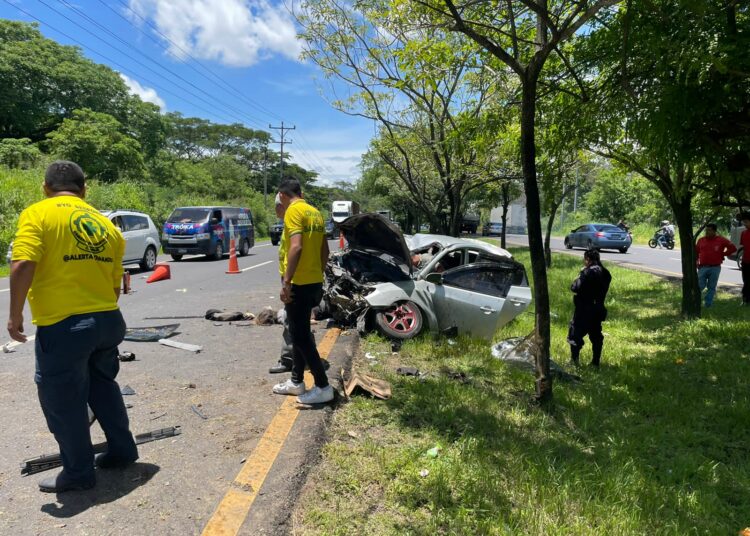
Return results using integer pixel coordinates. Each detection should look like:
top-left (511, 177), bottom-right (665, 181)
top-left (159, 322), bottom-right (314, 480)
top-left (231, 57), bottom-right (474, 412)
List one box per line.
top-left (406, 233), bottom-right (512, 258)
top-left (100, 210), bottom-right (151, 218)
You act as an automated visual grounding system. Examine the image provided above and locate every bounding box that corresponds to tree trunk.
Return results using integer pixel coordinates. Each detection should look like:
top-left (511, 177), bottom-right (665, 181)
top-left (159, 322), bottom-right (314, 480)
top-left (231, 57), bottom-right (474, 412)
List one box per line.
top-left (544, 202), bottom-right (560, 268)
top-left (500, 182), bottom-right (510, 249)
top-left (672, 197), bottom-right (701, 318)
top-left (520, 73), bottom-right (553, 403)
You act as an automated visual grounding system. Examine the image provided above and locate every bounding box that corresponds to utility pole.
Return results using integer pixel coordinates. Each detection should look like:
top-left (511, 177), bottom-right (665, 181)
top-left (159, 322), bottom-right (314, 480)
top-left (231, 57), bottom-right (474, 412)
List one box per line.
top-left (269, 121), bottom-right (295, 183)
top-left (263, 146), bottom-right (269, 208)
top-left (573, 173), bottom-right (580, 213)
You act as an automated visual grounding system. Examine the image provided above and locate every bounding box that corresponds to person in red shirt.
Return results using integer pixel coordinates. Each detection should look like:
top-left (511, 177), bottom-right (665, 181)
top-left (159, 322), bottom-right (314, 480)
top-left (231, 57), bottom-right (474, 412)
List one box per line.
top-left (740, 213), bottom-right (750, 305)
top-left (695, 223), bottom-right (737, 307)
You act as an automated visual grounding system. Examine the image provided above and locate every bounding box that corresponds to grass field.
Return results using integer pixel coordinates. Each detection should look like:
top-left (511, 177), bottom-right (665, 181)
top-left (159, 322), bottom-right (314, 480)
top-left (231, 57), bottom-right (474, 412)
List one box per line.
top-left (293, 250), bottom-right (750, 535)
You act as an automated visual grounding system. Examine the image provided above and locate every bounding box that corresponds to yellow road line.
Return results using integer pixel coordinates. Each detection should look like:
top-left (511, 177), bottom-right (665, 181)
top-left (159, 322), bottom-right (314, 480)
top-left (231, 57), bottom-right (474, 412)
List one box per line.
top-left (201, 327), bottom-right (341, 536)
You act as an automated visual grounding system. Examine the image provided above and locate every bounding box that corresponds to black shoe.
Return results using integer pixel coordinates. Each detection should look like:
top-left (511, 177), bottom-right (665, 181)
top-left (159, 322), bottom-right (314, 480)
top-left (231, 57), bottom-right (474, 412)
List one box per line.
top-left (38, 471), bottom-right (95, 493)
top-left (95, 452), bottom-right (138, 469)
top-left (269, 362), bottom-right (292, 374)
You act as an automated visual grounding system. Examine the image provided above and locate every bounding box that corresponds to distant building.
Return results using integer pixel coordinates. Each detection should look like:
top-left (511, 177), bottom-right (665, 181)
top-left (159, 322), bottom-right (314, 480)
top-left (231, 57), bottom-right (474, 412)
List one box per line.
top-left (490, 192), bottom-right (527, 234)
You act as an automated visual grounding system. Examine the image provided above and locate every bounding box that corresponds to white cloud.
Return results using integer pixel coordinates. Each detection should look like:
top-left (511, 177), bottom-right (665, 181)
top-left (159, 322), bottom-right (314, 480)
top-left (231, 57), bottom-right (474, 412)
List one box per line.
top-left (290, 149), bottom-right (364, 186)
top-left (119, 73), bottom-right (166, 109)
top-left (128, 0), bottom-right (303, 67)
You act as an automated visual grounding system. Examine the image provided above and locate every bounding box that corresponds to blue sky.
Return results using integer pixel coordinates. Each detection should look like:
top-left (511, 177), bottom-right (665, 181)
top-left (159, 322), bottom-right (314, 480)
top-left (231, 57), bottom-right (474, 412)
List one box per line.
top-left (0, 0), bottom-right (374, 185)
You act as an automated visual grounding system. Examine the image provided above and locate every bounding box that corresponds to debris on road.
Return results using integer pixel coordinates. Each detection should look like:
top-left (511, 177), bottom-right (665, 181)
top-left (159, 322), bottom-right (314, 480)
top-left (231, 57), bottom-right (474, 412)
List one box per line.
top-left (175, 288), bottom-right (188, 293)
top-left (190, 405), bottom-right (208, 420)
top-left (396, 366), bottom-right (420, 377)
top-left (118, 351), bottom-right (136, 362)
top-left (180, 383), bottom-right (197, 389)
top-left (146, 263), bottom-right (171, 284)
top-left (204, 309), bottom-right (255, 322)
top-left (441, 368), bottom-right (470, 384)
top-left (255, 307), bottom-right (279, 325)
top-left (124, 324), bottom-right (180, 342)
top-left (491, 333), bottom-right (581, 382)
top-left (121, 385), bottom-right (136, 395)
top-left (345, 372), bottom-right (391, 400)
top-left (149, 412), bottom-right (167, 421)
top-left (144, 315), bottom-right (203, 320)
top-left (419, 469), bottom-right (430, 478)
top-left (21, 426), bottom-right (182, 475)
top-left (158, 339), bottom-right (202, 353)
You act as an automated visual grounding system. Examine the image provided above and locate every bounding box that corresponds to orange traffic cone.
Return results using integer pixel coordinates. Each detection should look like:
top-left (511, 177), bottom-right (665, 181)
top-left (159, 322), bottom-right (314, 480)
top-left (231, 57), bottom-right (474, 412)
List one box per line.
top-left (226, 237), bottom-right (241, 274)
top-left (147, 263), bottom-right (170, 283)
top-left (339, 231), bottom-right (345, 250)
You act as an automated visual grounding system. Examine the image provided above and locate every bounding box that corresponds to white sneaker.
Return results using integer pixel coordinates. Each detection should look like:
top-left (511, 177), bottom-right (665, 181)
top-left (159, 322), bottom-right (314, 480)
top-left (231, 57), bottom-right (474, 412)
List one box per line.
top-left (297, 385), bottom-right (334, 405)
top-left (273, 379), bottom-right (305, 396)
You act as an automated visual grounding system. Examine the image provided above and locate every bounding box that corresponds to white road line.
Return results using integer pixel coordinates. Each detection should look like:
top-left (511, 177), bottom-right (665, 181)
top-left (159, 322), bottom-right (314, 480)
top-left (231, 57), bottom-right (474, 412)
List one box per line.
top-left (0, 288), bottom-right (9, 293)
top-left (241, 260), bottom-right (273, 272)
top-left (255, 243), bottom-right (272, 248)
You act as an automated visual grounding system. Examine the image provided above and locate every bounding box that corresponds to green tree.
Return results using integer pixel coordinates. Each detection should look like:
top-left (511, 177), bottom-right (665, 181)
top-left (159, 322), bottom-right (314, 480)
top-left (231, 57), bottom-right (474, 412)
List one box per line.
top-left (47, 109), bottom-right (145, 182)
top-left (0, 20), bottom-right (131, 140)
top-left (0, 138), bottom-right (42, 169)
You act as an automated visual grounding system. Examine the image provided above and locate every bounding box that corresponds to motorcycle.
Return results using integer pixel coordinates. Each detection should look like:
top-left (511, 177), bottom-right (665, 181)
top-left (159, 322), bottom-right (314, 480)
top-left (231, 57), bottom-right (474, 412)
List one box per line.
top-left (648, 230), bottom-right (675, 250)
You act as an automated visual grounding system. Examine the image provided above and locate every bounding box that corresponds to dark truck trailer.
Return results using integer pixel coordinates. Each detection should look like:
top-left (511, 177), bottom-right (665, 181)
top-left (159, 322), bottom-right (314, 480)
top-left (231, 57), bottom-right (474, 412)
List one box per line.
top-left (461, 214), bottom-right (480, 234)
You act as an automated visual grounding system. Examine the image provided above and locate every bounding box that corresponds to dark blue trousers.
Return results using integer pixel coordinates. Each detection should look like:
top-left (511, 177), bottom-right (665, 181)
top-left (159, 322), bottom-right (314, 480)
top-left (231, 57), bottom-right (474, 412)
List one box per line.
top-left (35, 309), bottom-right (138, 482)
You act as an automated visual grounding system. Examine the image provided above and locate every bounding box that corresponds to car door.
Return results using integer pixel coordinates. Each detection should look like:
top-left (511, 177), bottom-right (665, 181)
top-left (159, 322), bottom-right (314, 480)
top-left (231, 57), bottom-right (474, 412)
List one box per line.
top-left (572, 225), bottom-right (587, 247)
top-left (122, 215), bottom-right (150, 262)
top-left (430, 262), bottom-right (527, 340)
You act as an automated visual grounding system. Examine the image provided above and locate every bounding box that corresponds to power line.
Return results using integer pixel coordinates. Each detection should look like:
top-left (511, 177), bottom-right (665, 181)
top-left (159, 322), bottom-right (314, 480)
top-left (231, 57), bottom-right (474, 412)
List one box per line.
top-left (108, 0), bottom-right (285, 123)
top-left (1, 0), bottom-right (244, 125)
top-left (44, 0), bottom-right (269, 130)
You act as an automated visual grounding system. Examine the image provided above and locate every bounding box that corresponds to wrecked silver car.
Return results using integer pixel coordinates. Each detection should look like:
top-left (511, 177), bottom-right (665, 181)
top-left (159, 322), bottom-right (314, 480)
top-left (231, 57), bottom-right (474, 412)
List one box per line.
top-left (323, 213), bottom-right (532, 340)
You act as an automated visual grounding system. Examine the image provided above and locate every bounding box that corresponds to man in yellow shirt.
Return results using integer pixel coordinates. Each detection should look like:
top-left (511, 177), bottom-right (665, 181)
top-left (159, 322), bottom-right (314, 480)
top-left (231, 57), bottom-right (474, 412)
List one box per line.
top-left (7, 161), bottom-right (138, 493)
top-left (272, 179), bottom-right (332, 404)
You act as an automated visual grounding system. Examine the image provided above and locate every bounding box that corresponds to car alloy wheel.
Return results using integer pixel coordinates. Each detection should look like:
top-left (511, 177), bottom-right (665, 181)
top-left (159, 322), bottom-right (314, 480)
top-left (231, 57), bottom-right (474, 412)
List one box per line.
top-left (375, 301), bottom-right (423, 340)
top-left (140, 246), bottom-right (157, 271)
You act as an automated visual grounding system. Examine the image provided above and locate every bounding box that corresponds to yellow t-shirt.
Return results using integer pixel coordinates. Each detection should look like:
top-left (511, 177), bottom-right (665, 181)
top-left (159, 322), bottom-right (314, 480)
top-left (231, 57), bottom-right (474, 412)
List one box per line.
top-left (12, 195), bottom-right (125, 326)
top-left (280, 199), bottom-right (325, 285)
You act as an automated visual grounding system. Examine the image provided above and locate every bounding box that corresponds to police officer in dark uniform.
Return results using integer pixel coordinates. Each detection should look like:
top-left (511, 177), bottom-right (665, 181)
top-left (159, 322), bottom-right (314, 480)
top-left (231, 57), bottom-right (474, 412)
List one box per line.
top-left (568, 249), bottom-right (612, 368)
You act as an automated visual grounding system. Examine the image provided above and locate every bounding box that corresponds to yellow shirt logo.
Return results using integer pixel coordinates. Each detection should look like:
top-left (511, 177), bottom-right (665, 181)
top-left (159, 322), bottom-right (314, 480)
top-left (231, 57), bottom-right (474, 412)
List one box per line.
top-left (70, 210), bottom-right (110, 254)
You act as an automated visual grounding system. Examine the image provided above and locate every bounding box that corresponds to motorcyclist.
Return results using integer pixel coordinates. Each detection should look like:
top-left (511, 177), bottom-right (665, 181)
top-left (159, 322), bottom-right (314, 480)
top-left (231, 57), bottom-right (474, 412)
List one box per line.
top-left (656, 220), bottom-right (675, 248)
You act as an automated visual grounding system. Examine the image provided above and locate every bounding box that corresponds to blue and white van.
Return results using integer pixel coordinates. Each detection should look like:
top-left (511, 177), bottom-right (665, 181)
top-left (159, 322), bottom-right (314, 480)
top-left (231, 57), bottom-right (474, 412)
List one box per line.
top-left (162, 206), bottom-right (254, 261)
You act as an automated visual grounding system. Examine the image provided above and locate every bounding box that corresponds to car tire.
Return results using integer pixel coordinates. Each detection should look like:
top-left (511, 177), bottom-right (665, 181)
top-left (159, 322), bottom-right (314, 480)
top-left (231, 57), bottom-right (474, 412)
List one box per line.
top-left (564, 238), bottom-right (572, 249)
top-left (271, 238), bottom-right (279, 246)
top-left (648, 239), bottom-right (657, 248)
top-left (213, 242), bottom-right (224, 261)
top-left (171, 254), bottom-right (183, 261)
top-left (619, 247), bottom-right (628, 254)
top-left (140, 246), bottom-right (157, 271)
top-left (239, 239), bottom-right (250, 257)
top-left (374, 301), bottom-right (423, 340)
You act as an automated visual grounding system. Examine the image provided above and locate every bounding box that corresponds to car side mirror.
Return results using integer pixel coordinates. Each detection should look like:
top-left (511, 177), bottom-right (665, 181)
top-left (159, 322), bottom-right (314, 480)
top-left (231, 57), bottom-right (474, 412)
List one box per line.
top-left (425, 272), bottom-right (443, 285)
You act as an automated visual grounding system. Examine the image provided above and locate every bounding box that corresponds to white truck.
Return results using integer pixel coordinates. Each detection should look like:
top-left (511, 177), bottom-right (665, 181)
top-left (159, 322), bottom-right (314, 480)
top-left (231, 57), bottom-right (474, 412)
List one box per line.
top-left (331, 200), bottom-right (361, 224)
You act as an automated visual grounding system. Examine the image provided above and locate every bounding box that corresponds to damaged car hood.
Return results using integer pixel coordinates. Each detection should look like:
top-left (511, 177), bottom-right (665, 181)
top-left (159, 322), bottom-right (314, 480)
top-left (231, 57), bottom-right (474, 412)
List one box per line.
top-left (339, 213), bottom-right (412, 273)
top-left (406, 233), bottom-right (513, 259)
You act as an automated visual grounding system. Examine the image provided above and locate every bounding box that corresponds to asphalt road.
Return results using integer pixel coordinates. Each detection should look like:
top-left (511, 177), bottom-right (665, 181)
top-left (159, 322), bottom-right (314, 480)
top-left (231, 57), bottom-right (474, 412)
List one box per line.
top-left (0, 241), bottom-right (349, 535)
top-left (500, 234), bottom-right (743, 290)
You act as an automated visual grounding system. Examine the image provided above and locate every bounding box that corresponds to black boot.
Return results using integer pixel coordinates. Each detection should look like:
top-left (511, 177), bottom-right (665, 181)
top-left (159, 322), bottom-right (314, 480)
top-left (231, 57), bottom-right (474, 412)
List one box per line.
top-left (569, 345), bottom-right (581, 366)
top-left (591, 342), bottom-right (602, 368)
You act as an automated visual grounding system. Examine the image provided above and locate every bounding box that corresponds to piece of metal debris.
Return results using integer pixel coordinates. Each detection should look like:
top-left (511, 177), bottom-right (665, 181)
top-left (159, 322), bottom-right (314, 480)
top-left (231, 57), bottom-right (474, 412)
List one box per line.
top-left (21, 426), bottom-right (182, 475)
top-left (118, 351), bottom-right (136, 362)
top-left (190, 405), bottom-right (208, 419)
top-left (345, 372), bottom-right (391, 400)
top-left (124, 324), bottom-right (180, 342)
top-left (158, 339), bottom-right (202, 353)
top-left (120, 385), bottom-right (136, 396)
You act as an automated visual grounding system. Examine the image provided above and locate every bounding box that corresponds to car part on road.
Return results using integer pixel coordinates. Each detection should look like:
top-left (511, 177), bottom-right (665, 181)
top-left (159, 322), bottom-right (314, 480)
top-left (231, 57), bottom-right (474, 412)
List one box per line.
top-left (255, 307), bottom-right (279, 325)
top-left (374, 301), bottom-right (423, 339)
top-left (344, 372), bottom-right (392, 400)
top-left (120, 385), bottom-right (136, 395)
top-left (491, 334), bottom-right (580, 382)
top-left (124, 323), bottom-right (180, 342)
top-left (118, 351), bottom-right (136, 362)
top-left (191, 405), bottom-right (208, 420)
top-left (204, 309), bottom-right (255, 321)
top-left (20, 426), bottom-right (182, 476)
top-left (158, 339), bottom-right (202, 353)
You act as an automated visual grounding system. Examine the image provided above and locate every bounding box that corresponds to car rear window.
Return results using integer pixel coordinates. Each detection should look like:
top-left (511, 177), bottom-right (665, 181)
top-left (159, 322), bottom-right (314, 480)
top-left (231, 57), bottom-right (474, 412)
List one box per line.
top-left (168, 208), bottom-right (210, 223)
top-left (594, 225), bottom-right (621, 232)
